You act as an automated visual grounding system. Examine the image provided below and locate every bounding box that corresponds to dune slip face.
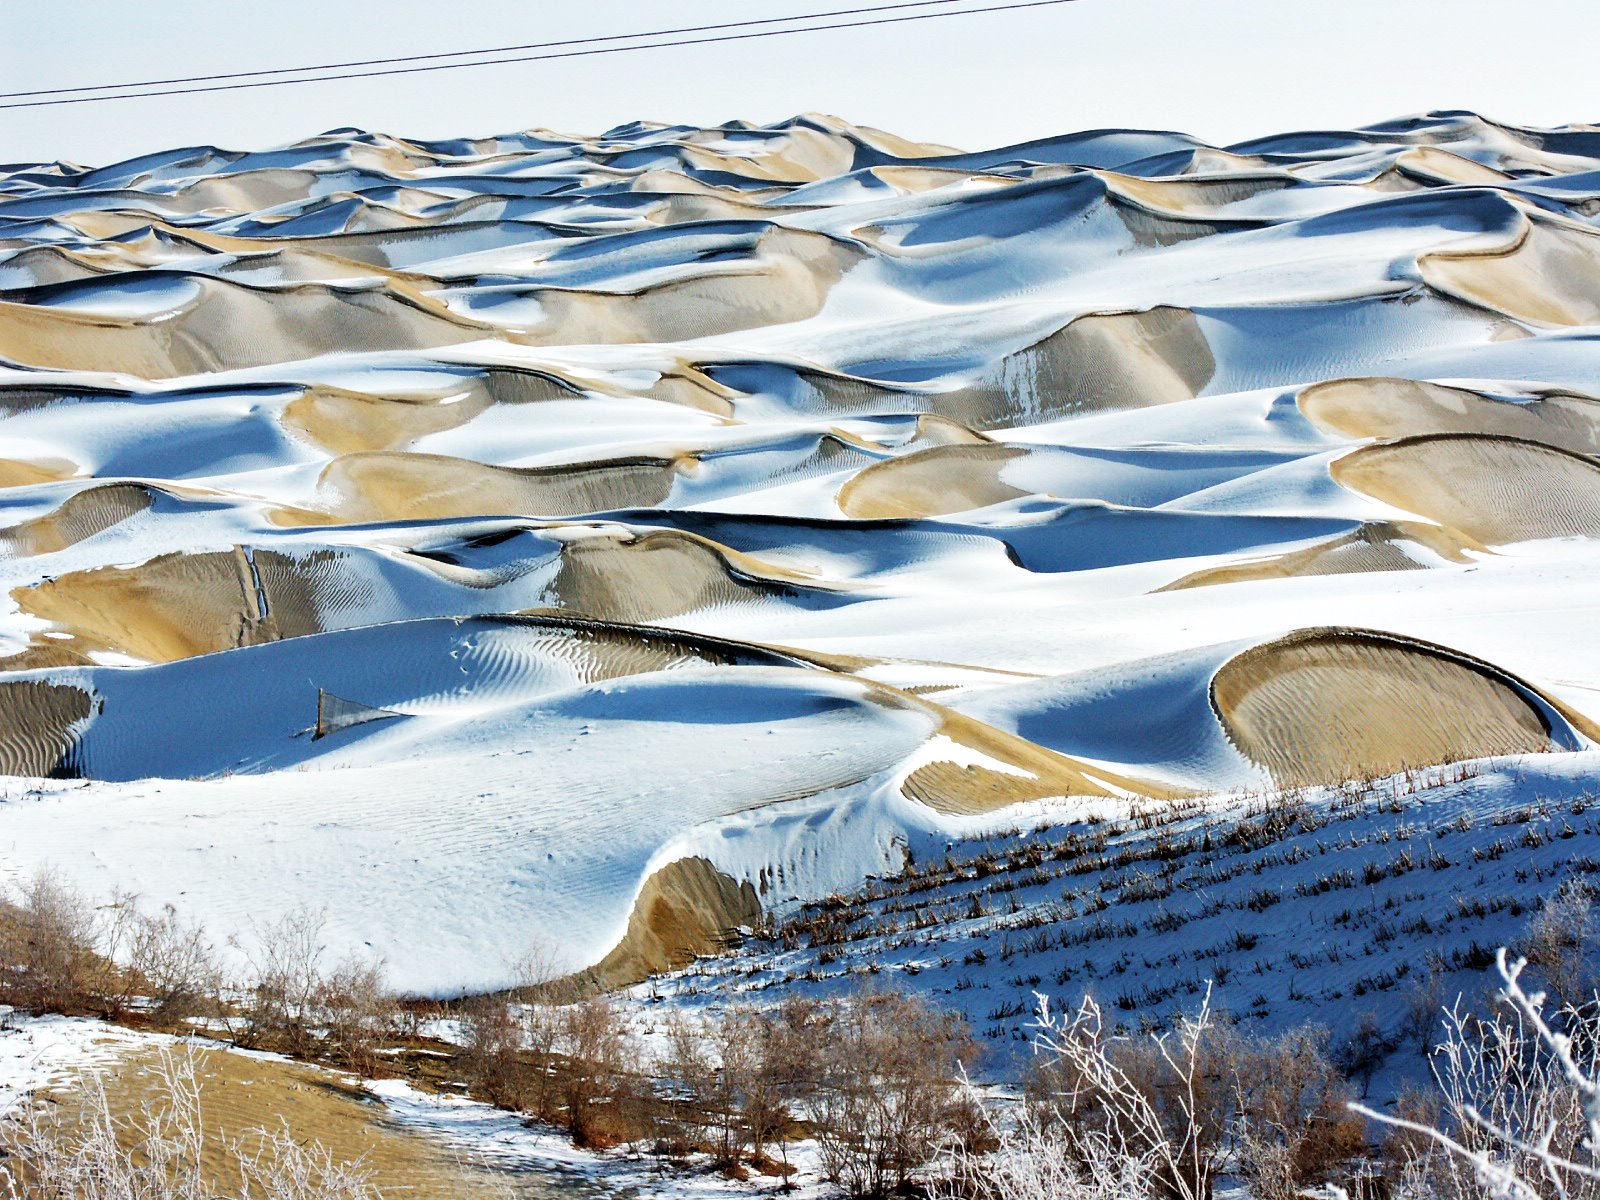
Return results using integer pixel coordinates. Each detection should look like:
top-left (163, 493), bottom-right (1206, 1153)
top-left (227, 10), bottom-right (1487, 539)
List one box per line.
top-left (1, 111), bottom-right (1600, 993)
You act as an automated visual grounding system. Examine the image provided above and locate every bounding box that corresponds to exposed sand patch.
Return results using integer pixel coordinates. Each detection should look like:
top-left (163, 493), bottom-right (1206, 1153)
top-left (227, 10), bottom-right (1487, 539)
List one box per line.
top-left (0, 275), bottom-right (491, 379)
top-left (0, 643), bottom-right (95, 672)
top-left (870, 165), bottom-right (993, 195)
top-left (0, 482), bottom-right (156, 556)
top-left (836, 444), bottom-right (1028, 518)
top-left (683, 125), bottom-right (859, 182)
top-left (1331, 434), bottom-right (1600, 544)
top-left (1212, 628), bottom-right (1559, 787)
top-left (1156, 520), bottom-right (1480, 591)
top-left (1101, 171), bottom-right (1293, 218)
top-left (314, 450), bottom-right (682, 523)
top-left (900, 414), bottom-right (994, 449)
top-left (1395, 145), bottom-right (1514, 185)
top-left (586, 856), bottom-right (761, 989)
top-left (0, 244), bottom-right (114, 288)
top-left (152, 167), bottom-right (324, 215)
top-left (618, 362), bottom-right (738, 417)
top-left (1420, 211), bottom-right (1600, 326)
top-left (750, 307), bottom-right (1215, 431)
top-left (43, 1044), bottom-right (504, 1199)
top-left (547, 527), bottom-right (837, 623)
top-left (901, 706), bottom-right (1187, 813)
top-left (0, 679), bottom-right (93, 776)
top-left (14, 547), bottom-right (338, 662)
top-left (0, 458), bottom-right (80, 490)
top-left (509, 227), bottom-right (861, 345)
top-left (1301, 376), bottom-right (1600, 453)
top-left (487, 613), bottom-right (812, 681)
top-left (945, 306), bottom-right (1216, 429)
top-left (55, 210), bottom-right (458, 283)
top-left (281, 383), bottom-right (493, 454)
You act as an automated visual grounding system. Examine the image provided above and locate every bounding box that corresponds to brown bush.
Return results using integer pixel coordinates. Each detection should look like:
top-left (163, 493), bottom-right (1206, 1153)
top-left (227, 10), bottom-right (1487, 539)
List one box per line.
top-left (1519, 879), bottom-right (1595, 1006)
top-left (232, 904), bottom-right (329, 1055)
top-left (1233, 1026), bottom-right (1368, 1200)
top-left (799, 989), bottom-right (980, 1199)
top-left (0, 868), bottom-right (104, 1014)
top-left (460, 997), bottom-right (530, 1111)
top-left (318, 953), bottom-right (393, 1076)
top-left (558, 997), bottom-right (639, 1146)
top-left (128, 902), bottom-right (221, 1024)
top-left (1025, 995), bottom-right (1237, 1200)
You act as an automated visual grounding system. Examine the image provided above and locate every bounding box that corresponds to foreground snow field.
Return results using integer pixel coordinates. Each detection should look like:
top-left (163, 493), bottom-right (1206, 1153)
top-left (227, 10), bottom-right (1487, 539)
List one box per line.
top-left (0, 111), bottom-right (1598, 999)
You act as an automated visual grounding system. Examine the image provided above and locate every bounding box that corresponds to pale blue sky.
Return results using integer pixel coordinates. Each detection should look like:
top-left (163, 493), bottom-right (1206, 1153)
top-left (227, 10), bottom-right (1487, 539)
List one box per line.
top-left (2, 0), bottom-right (1596, 167)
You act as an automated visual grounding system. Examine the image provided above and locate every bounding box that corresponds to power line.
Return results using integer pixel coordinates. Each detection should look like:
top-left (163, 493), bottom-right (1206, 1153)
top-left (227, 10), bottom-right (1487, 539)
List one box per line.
top-left (4, 0), bottom-right (993, 100)
top-left (0, 0), bottom-right (1078, 110)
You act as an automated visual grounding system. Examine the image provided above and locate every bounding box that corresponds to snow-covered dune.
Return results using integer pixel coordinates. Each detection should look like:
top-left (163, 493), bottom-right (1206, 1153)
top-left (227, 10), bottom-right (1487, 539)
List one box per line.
top-left (2, 111), bottom-right (1599, 992)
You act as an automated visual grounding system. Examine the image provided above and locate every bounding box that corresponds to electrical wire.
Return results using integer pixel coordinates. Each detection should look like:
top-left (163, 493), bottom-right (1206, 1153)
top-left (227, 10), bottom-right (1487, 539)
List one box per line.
top-left (3, 0), bottom-right (1002, 99)
top-left (0, 0), bottom-right (1079, 110)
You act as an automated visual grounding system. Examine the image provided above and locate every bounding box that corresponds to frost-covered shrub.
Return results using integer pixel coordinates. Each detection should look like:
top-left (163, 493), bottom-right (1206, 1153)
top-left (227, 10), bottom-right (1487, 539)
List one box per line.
top-left (1363, 949), bottom-right (1600, 1200)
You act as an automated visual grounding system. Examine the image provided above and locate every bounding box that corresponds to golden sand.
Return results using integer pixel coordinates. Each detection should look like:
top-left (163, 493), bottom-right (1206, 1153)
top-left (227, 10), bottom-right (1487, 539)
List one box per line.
top-left (1212, 628), bottom-right (1556, 787)
top-left (1331, 434), bottom-right (1600, 544)
top-left (1301, 376), bottom-right (1600, 453)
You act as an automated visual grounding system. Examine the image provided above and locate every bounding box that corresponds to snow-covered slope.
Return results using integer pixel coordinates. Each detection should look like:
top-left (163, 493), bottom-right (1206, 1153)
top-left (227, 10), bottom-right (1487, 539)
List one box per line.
top-left (2, 111), bottom-right (1599, 993)
top-left (646, 754), bottom-right (1600, 1073)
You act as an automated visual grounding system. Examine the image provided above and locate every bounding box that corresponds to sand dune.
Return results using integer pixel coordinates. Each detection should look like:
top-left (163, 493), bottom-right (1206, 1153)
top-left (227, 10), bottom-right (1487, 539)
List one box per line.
top-left (940, 306), bottom-right (1217, 428)
top-left (0, 456), bottom-right (79, 489)
top-left (0, 274), bottom-right (490, 378)
top-left (1211, 628), bottom-right (1580, 787)
top-left (587, 855), bottom-right (762, 988)
top-left (314, 450), bottom-right (683, 523)
top-left (0, 679), bottom-right (92, 776)
top-left (0, 482), bottom-right (157, 556)
top-left (837, 444), bottom-right (1028, 518)
top-left (1420, 210), bottom-right (1600, 326)
top-left (14, 546), bottom-right (334, 662)
top-left (281, 382), bottom-right (496, 454)
top-left (2, 111), bottom-right (1599, 990)
top-left (545, 527), bottom-right (843, 623)
top-left (1300, 376), bottom-right (1600, 453)
top-left (1157, 519), bottom-right (1478, 590)
top-left (1332, 434), bottom-right (1600, 543)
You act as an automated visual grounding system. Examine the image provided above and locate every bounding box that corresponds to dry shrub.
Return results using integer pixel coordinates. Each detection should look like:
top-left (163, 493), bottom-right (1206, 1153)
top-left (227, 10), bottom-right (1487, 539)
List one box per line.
top-left (232, 905), bottom-right (328, 1054)
top-left (800, 989), bottom-right (980, 1199)
top-left (1233, 1026), bottom-right (1366, 1200)
top-left (318, 954), bottom-right (393, 1076)
top-left (661, 1004), bottom-right (810, 1169)
top-left (1518, 879), bottom-right (1595, 1008)
top-left (558, 997), bottom-right (639, 1147)
top-left (945, 1103), bottom-right (1159, 1200)
top-left (1008, 993), bottom-right (1364, 1200)
top-left (459, 998), bottom-right (529, 1111)
top-left (128, 902), bottom-right (221, 1023)
top-left (0, 869), bottom-right (104, 1015)
top-left (1022, 991), bottom-right (1230, 1200)
top-left (737, 1003), bottom-right (815, 1169)
top-left (661, 1010), bottom-right (725, 1159)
